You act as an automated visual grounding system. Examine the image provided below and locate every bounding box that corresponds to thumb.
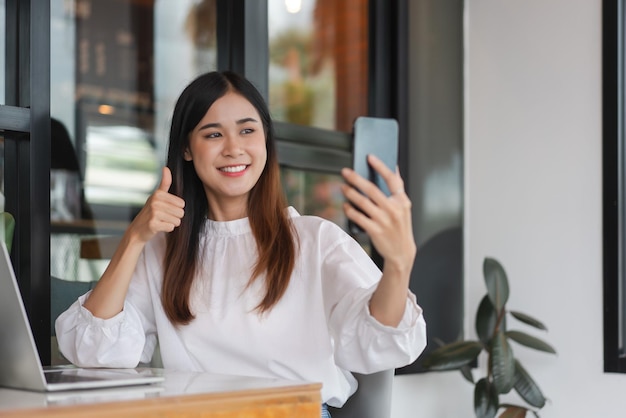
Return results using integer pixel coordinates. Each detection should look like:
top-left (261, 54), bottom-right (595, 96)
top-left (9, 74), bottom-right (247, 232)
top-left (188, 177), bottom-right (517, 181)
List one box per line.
top-left (158, 166), bottom-right (173, 192)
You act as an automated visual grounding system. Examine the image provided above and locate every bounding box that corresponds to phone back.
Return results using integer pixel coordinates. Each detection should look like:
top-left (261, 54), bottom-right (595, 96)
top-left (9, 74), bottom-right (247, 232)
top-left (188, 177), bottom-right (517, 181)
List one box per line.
top-left (352, 116), bottom-right (399, 196)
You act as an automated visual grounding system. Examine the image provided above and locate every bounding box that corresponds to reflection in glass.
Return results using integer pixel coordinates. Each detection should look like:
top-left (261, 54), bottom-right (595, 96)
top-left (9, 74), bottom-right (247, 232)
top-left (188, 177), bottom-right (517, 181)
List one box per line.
top-left (281, 167), bottom-right (371, 254)
top-left (268, 0), bottom-right (368, 132)
top-left (83, 125), bottom-right (158, 206)
top-left (49, 0), bottom-right (216, 281)
top-left (281, 167), bottom-right (346, 227)
top-left (49, 0), bottom-right (217, 365)
top-left (51, 0), bottom-right (217, 213)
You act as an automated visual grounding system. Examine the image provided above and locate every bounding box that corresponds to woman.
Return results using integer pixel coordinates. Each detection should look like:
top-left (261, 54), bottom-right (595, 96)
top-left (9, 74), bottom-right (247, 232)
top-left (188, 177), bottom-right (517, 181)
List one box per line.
top-left (56, 71), bottom-right (426, 416)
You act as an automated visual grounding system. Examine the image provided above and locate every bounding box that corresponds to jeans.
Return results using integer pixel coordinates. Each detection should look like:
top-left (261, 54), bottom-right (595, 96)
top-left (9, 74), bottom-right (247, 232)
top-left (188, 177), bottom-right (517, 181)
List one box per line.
top-left (321, 403), bottom-right (332, 418)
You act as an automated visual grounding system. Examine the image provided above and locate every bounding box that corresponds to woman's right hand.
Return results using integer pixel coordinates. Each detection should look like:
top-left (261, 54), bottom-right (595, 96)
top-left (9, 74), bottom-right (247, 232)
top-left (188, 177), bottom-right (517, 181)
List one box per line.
top-left (129, 166), bottom-right (186, 244)
top-left (83, 167), bottom-right (185, 318)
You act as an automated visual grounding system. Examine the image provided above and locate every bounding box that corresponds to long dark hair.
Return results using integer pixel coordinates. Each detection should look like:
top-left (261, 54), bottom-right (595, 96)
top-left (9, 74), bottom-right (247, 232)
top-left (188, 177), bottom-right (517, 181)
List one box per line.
top-left (161, 71), bottom-right (297, 324)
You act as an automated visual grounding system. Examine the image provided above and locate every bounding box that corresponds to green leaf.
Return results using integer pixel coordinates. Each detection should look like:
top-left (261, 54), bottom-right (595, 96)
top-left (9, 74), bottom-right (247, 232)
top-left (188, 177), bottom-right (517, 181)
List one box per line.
top-left (498, 406), bottom-right (527, 418)
top-left (513, 360), bottom-right (546, 408)
top-left (421, 341), bottom-right (483, 371)
top-left (461, 364), bottom-right (474, 383)
top-left (506, 330), bottom-right (556, 354)
top-left (1, 212), bottom-right (15, 253)
top-left (483, 257), bottom-right (510, 311)
top-left (509, 311), bottom-right (547, 331)
top-left (490, 331), bottom-right (515, 393)
top-left (475, 378), bottom-right (498, 418)
top-left (476, 295), bottom-right (499, 344)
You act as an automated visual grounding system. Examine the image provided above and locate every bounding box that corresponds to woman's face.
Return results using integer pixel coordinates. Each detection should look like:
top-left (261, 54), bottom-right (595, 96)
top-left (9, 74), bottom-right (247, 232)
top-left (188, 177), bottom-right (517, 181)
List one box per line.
top-left (184, 91), bottom-right (267, 220)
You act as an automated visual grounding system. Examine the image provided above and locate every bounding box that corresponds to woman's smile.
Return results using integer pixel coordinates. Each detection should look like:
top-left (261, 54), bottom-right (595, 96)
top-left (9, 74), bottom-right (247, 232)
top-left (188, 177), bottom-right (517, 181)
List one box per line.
top-left (219, 164), bottom-right (249, 176)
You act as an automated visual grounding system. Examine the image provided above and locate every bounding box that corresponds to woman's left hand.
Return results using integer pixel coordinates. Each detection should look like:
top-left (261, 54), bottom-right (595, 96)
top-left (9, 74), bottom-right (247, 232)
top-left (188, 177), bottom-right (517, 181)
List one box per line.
top-left (341, 154), bottom-right (417, 272)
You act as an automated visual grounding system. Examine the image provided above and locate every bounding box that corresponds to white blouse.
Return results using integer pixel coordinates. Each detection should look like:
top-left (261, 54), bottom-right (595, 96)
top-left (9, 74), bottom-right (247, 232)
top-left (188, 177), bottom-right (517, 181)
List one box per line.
top-left (55, 207), bottom-right (427, 407)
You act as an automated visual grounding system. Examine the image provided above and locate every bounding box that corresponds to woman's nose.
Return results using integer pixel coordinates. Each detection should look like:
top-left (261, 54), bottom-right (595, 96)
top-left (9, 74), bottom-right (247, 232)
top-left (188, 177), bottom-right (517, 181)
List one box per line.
top-left (221, 135), bottom-right (243, 156)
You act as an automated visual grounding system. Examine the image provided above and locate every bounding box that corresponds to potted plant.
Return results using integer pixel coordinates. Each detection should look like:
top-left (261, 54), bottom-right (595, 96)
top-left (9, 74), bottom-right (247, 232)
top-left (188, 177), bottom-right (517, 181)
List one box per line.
top-left (421, 257), bottom-right (556, 418)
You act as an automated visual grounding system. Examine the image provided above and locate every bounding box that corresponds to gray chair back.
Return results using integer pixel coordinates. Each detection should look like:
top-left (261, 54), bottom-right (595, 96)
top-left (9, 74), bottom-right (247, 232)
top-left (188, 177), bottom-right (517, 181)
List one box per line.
top-left (328, 369), bottom-right (394, 418)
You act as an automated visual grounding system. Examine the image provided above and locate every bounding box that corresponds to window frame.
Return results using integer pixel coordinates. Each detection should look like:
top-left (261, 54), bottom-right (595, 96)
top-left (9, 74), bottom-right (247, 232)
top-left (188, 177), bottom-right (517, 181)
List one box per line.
top-left (603, 0), bottom-right (626, 373)
top-left (1, 0), bottom-right (51, 364)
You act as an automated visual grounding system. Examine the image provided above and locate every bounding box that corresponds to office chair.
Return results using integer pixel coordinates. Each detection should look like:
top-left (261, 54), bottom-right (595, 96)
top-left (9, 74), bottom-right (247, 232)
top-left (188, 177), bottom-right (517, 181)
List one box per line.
top-left (328, 369), bottom-right (394, 418)
top-left (50, 276), bottom-right (98, 365)
top-left (50, 276), bottom-right (97, 337)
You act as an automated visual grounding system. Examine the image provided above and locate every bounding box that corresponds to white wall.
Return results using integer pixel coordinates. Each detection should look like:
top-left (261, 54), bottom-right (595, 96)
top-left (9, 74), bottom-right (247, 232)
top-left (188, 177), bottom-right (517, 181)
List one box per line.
top-left (392, 1), bottom-right (626, 417)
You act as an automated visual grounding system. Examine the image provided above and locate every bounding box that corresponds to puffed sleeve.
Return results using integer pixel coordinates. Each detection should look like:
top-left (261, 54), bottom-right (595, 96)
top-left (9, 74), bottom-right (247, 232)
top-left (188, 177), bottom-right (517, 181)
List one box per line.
top-left (320, 222), bottom-right (427, 374)
top-left (55, 238), bottom-right (162, 368)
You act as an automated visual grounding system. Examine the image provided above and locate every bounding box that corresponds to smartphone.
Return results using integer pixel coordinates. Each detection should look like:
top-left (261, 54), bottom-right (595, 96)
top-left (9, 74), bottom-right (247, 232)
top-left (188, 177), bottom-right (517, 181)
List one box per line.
top-left (349, 116), bottom-right (399, 234)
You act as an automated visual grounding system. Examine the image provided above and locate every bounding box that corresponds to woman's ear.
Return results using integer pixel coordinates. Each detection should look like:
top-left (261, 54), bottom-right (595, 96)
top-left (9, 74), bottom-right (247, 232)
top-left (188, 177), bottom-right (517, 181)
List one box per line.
top-left (184, 148), bottom-right (192, 161)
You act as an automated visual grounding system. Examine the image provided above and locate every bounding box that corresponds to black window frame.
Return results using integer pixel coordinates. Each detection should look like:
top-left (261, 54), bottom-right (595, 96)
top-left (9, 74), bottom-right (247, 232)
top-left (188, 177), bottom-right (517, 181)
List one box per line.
top-left (1, 0), bottom-right (51, 364)
top-left (603, 0), bottom-right (626, 373)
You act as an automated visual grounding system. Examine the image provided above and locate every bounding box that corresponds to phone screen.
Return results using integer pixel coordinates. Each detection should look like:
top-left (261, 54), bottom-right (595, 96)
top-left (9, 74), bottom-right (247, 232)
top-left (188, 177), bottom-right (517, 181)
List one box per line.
top-left (349, 116), bottom-right (399, 234)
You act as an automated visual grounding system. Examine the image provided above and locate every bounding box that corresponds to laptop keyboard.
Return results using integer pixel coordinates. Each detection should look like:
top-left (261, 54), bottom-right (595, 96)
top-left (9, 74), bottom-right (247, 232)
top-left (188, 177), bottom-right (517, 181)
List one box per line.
top-left (45, 370), bottom-right (106, 384)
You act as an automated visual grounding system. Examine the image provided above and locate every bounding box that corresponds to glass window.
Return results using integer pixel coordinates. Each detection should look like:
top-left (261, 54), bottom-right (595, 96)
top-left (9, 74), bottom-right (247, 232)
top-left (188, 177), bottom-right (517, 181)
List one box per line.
top-left (51, 0), bottom-right (217, 213)
top-left (281, 167), bottom-right (346, 226)
top-left (49, 0), bottom-right (217, 365)
top-left (281, 166), bottom-right (371, 252)
top-left (49, 0), bottom-right (217, 277)
top-left (268, 0), bottom-right (368, 132)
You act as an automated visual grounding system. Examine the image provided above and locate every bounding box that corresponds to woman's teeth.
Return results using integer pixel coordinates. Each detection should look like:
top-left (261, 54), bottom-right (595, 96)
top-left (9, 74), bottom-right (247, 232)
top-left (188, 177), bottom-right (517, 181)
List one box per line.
top-left (220, 165), bottom-right (246, 173)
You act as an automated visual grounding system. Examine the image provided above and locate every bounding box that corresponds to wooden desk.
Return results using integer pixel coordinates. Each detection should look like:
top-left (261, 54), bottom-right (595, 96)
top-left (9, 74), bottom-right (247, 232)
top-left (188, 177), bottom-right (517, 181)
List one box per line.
top-left (0, 370), bottom-right (322, 418)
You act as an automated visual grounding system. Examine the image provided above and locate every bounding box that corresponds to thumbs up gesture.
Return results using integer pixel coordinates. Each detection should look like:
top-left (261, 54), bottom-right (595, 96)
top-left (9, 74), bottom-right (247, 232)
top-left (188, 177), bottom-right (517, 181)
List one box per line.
top-left (129, 167), bottom-right (186, 244)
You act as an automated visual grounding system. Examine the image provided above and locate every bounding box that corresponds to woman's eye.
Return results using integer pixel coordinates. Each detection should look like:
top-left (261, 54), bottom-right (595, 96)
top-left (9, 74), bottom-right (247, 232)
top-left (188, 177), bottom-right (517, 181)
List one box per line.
top-left (241, 128), bottom-right (254, 135)
top-left (206, 132), bottom-right (221, 139)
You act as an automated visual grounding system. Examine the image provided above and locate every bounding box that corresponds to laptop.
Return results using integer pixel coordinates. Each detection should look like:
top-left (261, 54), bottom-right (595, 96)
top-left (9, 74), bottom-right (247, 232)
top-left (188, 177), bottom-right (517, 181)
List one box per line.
top-left (0, 242), bottom-right (165, 392)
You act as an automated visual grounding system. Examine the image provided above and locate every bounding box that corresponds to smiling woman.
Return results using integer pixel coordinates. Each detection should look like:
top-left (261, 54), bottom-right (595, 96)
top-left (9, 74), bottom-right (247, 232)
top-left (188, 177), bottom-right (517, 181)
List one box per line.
top-left (0, 0), bottom-right (418, 381)
top-left (55, 71), bottom-right (426, 416)
top-left (183, 92), bottom-right (268, 221)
